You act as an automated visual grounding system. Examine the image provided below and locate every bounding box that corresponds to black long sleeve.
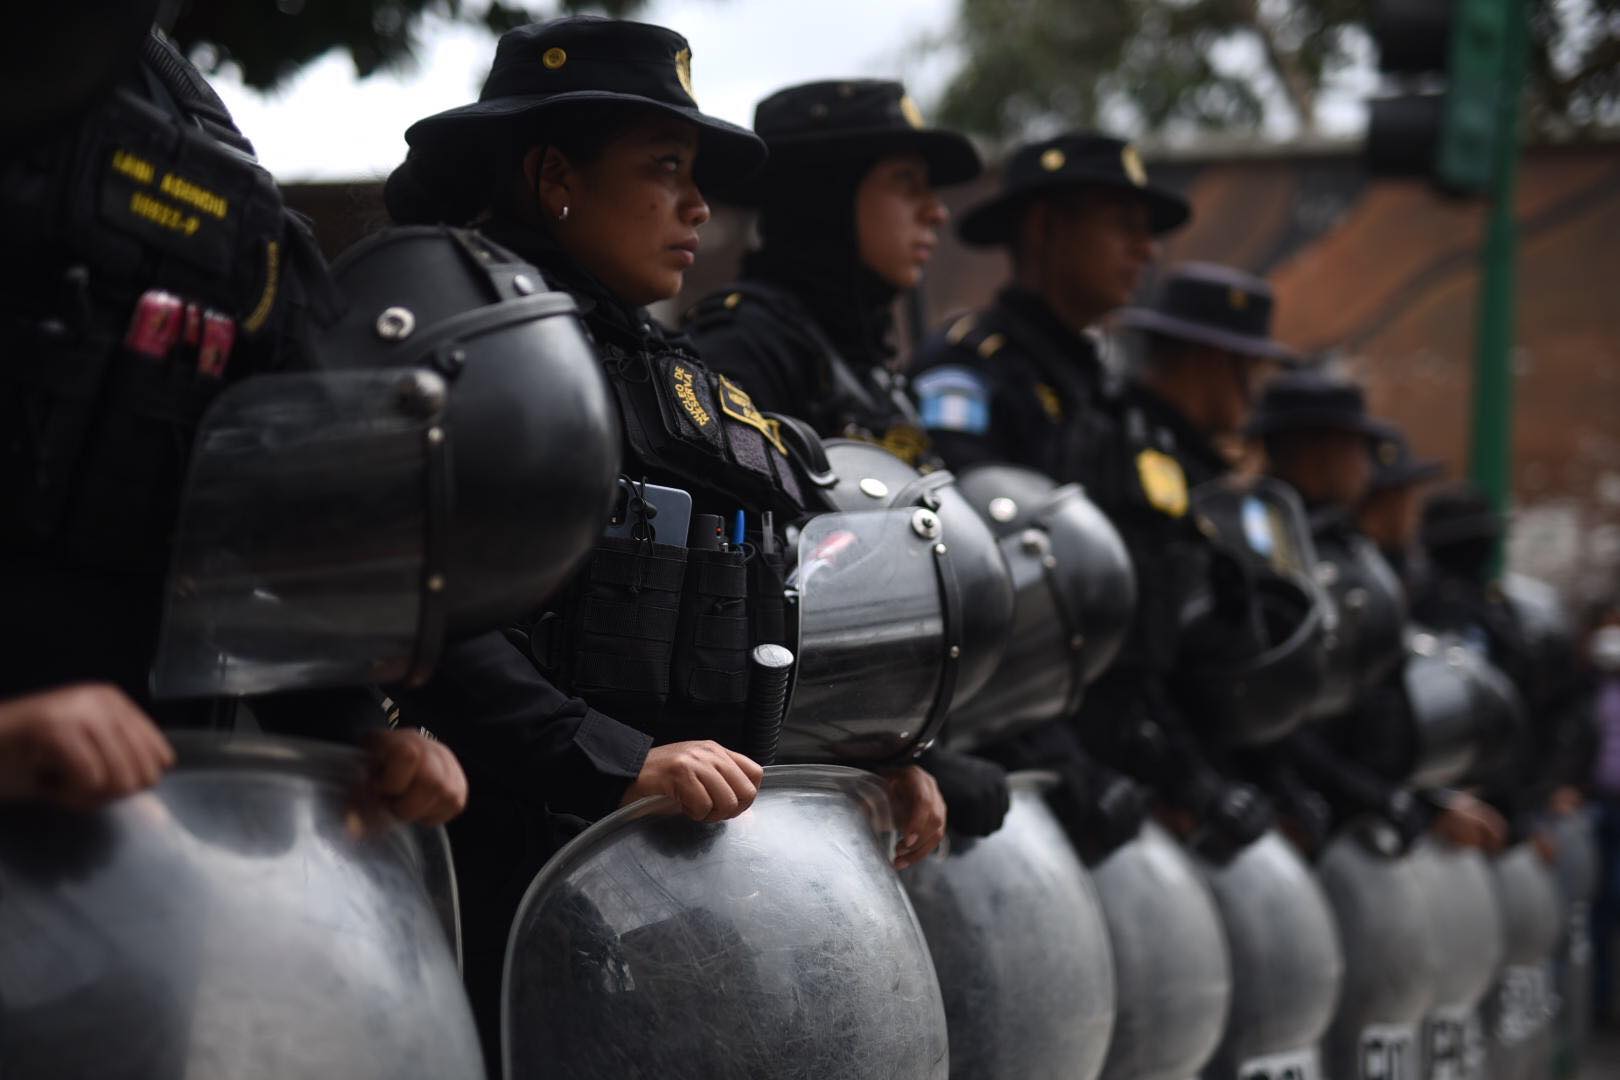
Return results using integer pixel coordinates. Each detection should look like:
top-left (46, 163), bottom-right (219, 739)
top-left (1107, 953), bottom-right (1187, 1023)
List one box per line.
top-left (394, 631), bottom-right (652, 822)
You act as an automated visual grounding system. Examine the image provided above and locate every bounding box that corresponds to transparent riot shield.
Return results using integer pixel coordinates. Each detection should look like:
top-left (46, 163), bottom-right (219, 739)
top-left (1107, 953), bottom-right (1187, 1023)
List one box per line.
top-left (0, 732), bottom-right (484, 1079)
top-left (901, 772), bottom-right (1117, 1079)
top-left (1192, 476), bottom-right (1319, 581)
top-left (502, 764), bottom-right (949, 1080)
top-left (152, 369), bottom-right (439, 699)
top-left (1318, 825), bottom-right (1440, 1080)
top-left (1092, 823), bottom-right (1234, 1080)
top-left (1410, 839), bottom-right (1503, 1080)
top-left (1199, 830), bottom-right (1345, 1080)
top-left (783, 510), bottom-right (954, 762)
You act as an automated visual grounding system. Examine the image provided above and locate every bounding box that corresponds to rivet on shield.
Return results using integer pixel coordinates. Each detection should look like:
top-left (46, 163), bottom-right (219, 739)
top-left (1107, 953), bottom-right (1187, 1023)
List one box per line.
top-left (989, 497), bottom-right (1018, 523)
top-left (1019, 528), bottom-right (1045, 555)
top-left (375, 306), bottom-right (416, 341)
top-left (912, 507), bottom-right (942, 539)
top-left (1042, 555), bottom-right (1058, 570)
top-left (426, 573), bottom-right (446, 593)
top-left (933, 543), bottom-right (949, 556)
top-left (948, 645), bottom-right (961, 659)
top-left (859, 477), bottom-right (890, 500)
top-left (427, 426), bottom-right (445, 445)
top-left (1314, 561), bottom-right (1340, 587)
top-left (394, 370), bottom-right (448, 419)
top-left (512, 273), bottom-right (537, 296)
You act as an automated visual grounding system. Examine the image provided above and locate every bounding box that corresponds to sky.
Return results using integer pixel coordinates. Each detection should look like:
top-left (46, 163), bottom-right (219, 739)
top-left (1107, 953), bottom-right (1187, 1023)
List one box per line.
top-left (210, 0), bottom-right (966, 183)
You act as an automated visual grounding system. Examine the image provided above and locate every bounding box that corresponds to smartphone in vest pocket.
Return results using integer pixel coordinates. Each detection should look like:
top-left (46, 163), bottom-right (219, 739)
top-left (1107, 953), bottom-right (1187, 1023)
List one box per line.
top-left (603, 478), bottom-right (693, 547)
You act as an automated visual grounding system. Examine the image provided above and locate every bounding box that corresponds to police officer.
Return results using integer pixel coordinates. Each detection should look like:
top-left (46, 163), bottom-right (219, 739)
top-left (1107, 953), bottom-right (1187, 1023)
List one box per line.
top-left (687, 79), bottom-right (1011, 837)
top-left (0, 16), bottom-right (465, 820)
top-left (381, 17), bottom-right (948, 1061)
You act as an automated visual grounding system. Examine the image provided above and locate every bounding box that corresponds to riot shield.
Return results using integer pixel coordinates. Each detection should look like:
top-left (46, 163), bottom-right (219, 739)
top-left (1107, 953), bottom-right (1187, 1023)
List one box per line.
top-left (1092, 823), bottom-right (1233, 1080)
top-left (948, 466), bottom-right (1136, 749)
top-left (784, 509), bottom-right (955, 762)
top-left (1410, 839), bottom-right (1503, 1080)
top-left (1181, 478), bottom-right (1331, 747)
top-left (1199, 830), bottom-right (1344, 1080)
top-left (901, 772), bottom-right (1117, 1080)
top-left (1482, 843), bottom-right (1564, 1080)
top-left (1308, 531), bottom-right (1409, 721)
top-left (1318, 826), bottom-right (1440, 1080)
top-left (1549, 811), bottom-right (1599, 1072)
top-left (502, 764), bottom-right (949, 1080)
top-left (0, 732), bottom-right (483, 1079)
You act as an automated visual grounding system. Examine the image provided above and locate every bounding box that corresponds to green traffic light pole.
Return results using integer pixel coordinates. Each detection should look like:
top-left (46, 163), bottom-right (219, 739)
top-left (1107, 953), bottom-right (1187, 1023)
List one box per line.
top-left (1465, 0), bottom-right (1529, 553)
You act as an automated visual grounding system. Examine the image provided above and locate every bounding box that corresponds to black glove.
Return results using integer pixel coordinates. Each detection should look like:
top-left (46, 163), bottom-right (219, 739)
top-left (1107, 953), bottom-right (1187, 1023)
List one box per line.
top-left (1190, 776), bottom-right (1273, 860)
top-left (1048, 760), bottom-right (1148, 860)
top-left (1378, 789), bottom-right (1432, 853)
top-left (919, 748), bottom-right (1010, 838)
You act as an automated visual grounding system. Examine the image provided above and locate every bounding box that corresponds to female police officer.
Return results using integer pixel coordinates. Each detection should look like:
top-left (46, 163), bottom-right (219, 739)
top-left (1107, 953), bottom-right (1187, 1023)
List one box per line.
top-left (382, 16), bottom-right (947, 1060)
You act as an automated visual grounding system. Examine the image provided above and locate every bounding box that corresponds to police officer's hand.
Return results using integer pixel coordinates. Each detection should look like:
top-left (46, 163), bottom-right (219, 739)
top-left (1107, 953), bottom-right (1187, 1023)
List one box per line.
top-left (1278, 788), bottom-right (1334, 857)
top-left (884, 764), bottom-right (947, 870)
top-left (622, 740), bottom-right (764, 823)
top-left (1431, 791), bottom-right (1507, 853)
top-left (0, 683), bottom-right (175, 809)
top-left (920, 748), bottom-right (1010, 838)
top-left (364, 729), bottom-right (469, 826)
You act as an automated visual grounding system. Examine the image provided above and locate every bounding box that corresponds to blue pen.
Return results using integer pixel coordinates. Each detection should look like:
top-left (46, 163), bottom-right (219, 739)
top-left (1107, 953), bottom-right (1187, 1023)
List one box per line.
top-left (732, 510), bottom-right (747, 547)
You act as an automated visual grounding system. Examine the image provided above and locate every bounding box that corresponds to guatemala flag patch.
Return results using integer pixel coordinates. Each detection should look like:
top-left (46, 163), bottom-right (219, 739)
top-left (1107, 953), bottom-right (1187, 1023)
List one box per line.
top-left (913, 366), bottom-right (991, 435)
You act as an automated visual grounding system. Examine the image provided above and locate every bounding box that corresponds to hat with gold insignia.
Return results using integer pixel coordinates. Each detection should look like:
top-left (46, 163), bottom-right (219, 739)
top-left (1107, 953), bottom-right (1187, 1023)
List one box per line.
top-left (712, 79), bottom-right (981, 204)
top-left (958, 132), bottom-right (1190, 246)
top-left (1120, 262), bottom-right (1299, 363)
top-left (1367, 425), bottom-right (1444, 492)
top-left (400, 17), bottom-right (765, 187)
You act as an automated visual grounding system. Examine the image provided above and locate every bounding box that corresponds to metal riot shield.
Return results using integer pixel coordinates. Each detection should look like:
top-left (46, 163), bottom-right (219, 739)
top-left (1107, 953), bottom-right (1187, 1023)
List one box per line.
top-left (948, 465), bottom-right (1137, 749)
top-left (502, 765), bottom-right (949, 1080)
top-left (1182, 478), bottom-right (1332, 747)
top-left (0, 732), bottom-right (483, 1080)
top-left (1092, 823), bottom-right (1234, 1080)
top-left (1199, 830), bottom-right (1345, 1080)
top-left (1318, 825), bottom-right (1440, 1080)
top-left (1483, 843), bottom-right (1564, 1080)
top-left (1410, 839), bottom-right (1504, 1080)
top-left (1549, 810), bottom-right (1599, 1072)
top-left (901, 772), bottom-right (1117, 1080)
top-left (783, 509), bottom-right (957, 762)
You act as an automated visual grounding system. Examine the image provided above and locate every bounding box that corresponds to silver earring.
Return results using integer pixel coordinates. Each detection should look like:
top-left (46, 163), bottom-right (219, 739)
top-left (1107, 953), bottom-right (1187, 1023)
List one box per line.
top-left (558, 205), bottom-right (570, 222)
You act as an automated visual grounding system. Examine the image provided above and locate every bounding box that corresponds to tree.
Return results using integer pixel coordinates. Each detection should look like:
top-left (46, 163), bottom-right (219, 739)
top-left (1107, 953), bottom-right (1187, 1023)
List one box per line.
top-left (932, 0), bottom-right (1620, 143)
top-left (168, 1), bottom-right (648, 91)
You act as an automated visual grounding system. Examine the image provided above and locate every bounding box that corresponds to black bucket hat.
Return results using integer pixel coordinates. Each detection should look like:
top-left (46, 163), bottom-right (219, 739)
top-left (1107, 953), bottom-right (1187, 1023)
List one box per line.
top-left (958, 132), bottom-right (1190, 247)
top-left (712, 79), bottom-right (980, 204)
top-left (402, 16), bottom-right (766, 186)
top-left (1246, 371), bottom-right (1390, 440)
top-left (1367, 426), bottom-right (1444, 492)
top-left (1120, 262), bottom-right (1299, 363)
top-left (1421, 485), bottom-right (1507, 549)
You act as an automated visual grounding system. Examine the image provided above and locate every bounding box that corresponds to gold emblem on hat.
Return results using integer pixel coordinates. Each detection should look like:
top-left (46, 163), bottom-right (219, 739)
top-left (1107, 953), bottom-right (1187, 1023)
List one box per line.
top-left (1121, 144), bottom-right (1148, 186)
top-left (1229, 287), bottom-right (1249, 311)
top-left (541, 47), bottom-right (567, 70)
top-left (900, 95), bottom-right (926, 130)
top-left (1040, 148), bottom-right (1066, 172)
top-left (1378, 441), bottom-right (1400, 465)
top-left (674, 48), bottom-right (695, 100)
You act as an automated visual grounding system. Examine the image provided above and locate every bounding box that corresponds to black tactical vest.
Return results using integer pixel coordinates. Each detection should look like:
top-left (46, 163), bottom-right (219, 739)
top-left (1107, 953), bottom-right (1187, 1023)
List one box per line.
top-left (0, 31), bottom-right (331, 571)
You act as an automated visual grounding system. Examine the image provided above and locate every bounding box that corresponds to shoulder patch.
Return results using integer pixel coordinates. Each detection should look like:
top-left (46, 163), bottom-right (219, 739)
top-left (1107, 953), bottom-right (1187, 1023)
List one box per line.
top-left (669, 359), bottom-right (720, 438)
top-left (1136, 448), bottom-right (1188, 518)
top-left (913, 365), bottom-right (992, 435)
top-left (976, 332), bottom-right (1006, 359)
top-left (946, 314), bottom-right (977, 345)
top-left (715, 374), bottom-right (788, 456)
top-left (1034, 383), bottom-right (1063, 423)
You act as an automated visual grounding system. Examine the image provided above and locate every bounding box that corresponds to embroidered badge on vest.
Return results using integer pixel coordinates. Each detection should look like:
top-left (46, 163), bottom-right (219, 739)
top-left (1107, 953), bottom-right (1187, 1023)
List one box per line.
top-left (716, 374), bottom-right (788, 456)
top-left (1136, 448), bottom-right (1189, 518)
top-left (1034, 383), bottom-right (1064, 423)
top-left (671, 361), bottom-right (719, 436)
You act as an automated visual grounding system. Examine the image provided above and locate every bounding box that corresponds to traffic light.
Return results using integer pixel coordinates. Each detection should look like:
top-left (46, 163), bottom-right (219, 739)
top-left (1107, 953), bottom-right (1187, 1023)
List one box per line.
top-left (1365, 0), bottom-right (1528, 195)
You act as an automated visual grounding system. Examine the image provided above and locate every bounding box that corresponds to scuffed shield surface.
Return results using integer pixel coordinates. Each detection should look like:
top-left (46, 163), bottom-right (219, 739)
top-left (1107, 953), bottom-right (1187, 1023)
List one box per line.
top-left (1483, 842), bottom-right (1564, 1080)
top-left (1093, 823), bottom-right (1233, 1080)
top-left (504, 764), bottom-right (949, 1080)
top-left (1199, 830), bottom-right (1344, 1080)
top-left (1410, 839), bottom-right (1502, 1080)
top-left (902, 772), bottom-right (1117, 1080)
top-left (0, 732), bottom-right (483, 1079)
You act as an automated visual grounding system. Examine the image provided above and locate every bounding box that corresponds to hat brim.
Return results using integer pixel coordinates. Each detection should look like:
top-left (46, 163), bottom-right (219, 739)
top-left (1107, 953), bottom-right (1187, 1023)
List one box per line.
top-left (710, 127), bottom-right (982, 206)
top-left (1118, 307), bottom-right (1299, 364)
top-left (404, 91), bottom-right (768, 188)
top-left (1246, 410), bottom-right (1392, 440)
top-left (1369, 458), bottom-right (1446, 492)
top-left (957, 174), bottom-right (1191, 247)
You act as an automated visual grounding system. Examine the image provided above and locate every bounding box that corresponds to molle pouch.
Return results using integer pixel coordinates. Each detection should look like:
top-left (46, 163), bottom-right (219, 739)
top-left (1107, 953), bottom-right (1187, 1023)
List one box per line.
top-left (560, 537), bottom-right (687, 716)
top-left (671, 547), bottom-right (750, 707)
top-left (747, 543), bottom-right (788, 649)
